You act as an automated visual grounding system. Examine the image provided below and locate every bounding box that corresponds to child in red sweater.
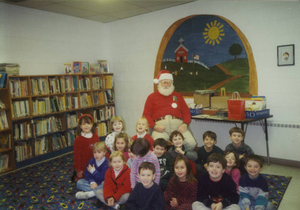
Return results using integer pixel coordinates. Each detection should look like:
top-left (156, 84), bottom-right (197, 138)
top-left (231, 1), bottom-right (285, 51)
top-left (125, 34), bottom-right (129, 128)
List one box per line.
top-left (131, 117), bottom-right (154, 150)
top-left (96, 151), bottom-right (131, 209)
top-left (73, 114), bottom-right (100, 181)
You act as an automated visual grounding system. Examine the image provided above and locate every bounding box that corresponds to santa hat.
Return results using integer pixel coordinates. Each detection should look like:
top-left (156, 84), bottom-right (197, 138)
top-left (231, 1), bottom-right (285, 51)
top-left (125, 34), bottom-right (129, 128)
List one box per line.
top-left (153, 70), bottom-right (173, 84)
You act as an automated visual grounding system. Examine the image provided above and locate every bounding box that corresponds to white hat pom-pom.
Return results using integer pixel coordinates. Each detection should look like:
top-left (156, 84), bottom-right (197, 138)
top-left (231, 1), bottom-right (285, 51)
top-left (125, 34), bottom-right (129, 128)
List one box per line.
top-left (153, 78), bottom-right (159, 84)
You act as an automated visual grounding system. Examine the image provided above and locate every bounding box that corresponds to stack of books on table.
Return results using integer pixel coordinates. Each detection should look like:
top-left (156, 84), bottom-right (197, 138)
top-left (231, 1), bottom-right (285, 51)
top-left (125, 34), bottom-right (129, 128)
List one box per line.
top-left (0, 63), bottom-right (20, 76)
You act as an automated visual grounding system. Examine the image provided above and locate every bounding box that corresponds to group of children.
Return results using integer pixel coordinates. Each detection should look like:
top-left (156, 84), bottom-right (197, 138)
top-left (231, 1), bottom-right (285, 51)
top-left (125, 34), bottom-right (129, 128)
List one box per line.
top-left (73, 114), bottom-right (275, 210)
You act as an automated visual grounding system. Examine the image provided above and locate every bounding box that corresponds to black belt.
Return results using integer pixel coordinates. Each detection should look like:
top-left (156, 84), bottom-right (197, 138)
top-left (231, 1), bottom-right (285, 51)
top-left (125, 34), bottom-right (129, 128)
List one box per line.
top-left (154, 116), bottom-right (182, 122)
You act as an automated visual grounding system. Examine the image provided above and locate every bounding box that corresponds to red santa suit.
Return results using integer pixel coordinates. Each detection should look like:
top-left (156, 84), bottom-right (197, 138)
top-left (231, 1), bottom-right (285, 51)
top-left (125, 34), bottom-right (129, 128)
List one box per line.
top-left (143, 90), bottom-right (197, 150)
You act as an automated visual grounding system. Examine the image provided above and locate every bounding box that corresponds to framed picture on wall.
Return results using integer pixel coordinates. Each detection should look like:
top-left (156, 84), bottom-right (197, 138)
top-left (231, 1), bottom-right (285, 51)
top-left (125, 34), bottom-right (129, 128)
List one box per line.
top-left (277, 44), bottom-right (295, 66)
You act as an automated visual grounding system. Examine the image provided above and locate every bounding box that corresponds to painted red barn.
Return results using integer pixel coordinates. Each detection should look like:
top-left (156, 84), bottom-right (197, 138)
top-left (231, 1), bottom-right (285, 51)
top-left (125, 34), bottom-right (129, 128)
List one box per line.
top-left (174, 38), bottom-right (188, 63)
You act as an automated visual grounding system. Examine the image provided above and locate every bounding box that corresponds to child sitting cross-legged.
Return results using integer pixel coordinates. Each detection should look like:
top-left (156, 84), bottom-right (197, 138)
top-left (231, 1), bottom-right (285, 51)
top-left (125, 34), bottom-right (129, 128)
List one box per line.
top-left (167, 130), bottom-right (198, 162)
top-left (75, 142), bottom-right (109, 200)
top-left (130, 138), bottom-right (160, 189)
top-left (225, 127), bottom-right (254, 175)
top-left (192, 153), bottom-right (240, 210)
top-left (239, 154), bottom-right (275, 210)
top-left (224, 151), bottom-right (241, 193)
top-left (195, 131), bottom-right (223, 176)
top-left (153, 138), bottom-right (173, 191)
top-left (95, 151), bottom-right (131, 210)
top-left (126, 162), bottom-right (164, 210)
top-left (164, 154), bottom-right (198, 210)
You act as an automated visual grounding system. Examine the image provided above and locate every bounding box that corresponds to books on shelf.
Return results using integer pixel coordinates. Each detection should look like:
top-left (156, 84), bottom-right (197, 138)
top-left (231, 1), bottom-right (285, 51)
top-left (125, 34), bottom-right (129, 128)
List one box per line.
top-left (104, 75), bottom-right (114, 89)
top-left (32, 97), bottom-right (51, 115)
top-left (0, 63), bottom-right (20, 76)
top-left (31, 77), bottom-right (49, 96)
top-left (80, 93), bottom-right (92, 108)
top-left (73, 61), bottom-right (82, 74)
top-left (79, 75), bottom-right (91, 91)
top-left (98, 60), bottom-right (109, 73)
top-left (15, 141), bottom-right (32, 162)
top-left (52, 133), bottom-right (67, 151)
top-left (105, 89), bottom-right (114, 103)
top-left (89, 63), bottom-right (100, 74)
top-left (0, 110), bottom-right (9, 130)
top-left (35, 136), bottom-right (48, 156)
top-left (0, 134), bottom-right (11, 149)
top-left (66, 113), bottom-right (78, 128)
top-left (11, 100), bottom-right (30, 119)
top-left (32, 116), bottom-right (63, 137)
top-left (92, 76), bottom-right (103, 89)
top-left (14, 121), bottom-right (32, 140)
top-left (0, 73), bottom-right (7, 88)
top-left (0, 100), bottom-right (5, 109)
top-left (64, 63), bottom-right (72, 74)
top-left (82, 62), bottom-right (89, 74)
top-left (96, 122), bottom-right (107, 137)
top-left (105, 106), bottom-right (115, 120)
top-left (0, 154), bottom-right (9, 171)
top-left (67, 130), bottom-right (76, 146)
top-left (9, 78), bottom-right (28, 97)
top-left (93, 108), bottom-right (105, 123)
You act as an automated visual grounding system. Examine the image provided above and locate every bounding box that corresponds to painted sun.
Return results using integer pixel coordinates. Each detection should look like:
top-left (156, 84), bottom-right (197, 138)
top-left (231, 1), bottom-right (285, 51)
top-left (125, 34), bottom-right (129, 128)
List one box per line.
top-left (203, 20), bottom-right (225, 46)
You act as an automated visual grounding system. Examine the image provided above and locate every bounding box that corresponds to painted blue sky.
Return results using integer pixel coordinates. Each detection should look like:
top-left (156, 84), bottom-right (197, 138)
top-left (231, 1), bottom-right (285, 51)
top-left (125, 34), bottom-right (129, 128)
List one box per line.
top-left (163, 15), bottom-right (247, 67)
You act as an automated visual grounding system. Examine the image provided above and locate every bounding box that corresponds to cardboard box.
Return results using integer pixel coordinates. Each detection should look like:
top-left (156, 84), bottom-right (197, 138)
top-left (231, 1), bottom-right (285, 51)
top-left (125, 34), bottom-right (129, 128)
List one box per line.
top-left (211, 96), bottom-right (230, 109)
top-left (194, 93), bottom-right (210, 108)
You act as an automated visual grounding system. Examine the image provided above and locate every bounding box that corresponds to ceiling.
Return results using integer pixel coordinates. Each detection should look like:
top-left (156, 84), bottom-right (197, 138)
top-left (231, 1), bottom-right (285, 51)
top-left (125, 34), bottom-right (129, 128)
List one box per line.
top-left (1, 0), bottom-right (196, 23)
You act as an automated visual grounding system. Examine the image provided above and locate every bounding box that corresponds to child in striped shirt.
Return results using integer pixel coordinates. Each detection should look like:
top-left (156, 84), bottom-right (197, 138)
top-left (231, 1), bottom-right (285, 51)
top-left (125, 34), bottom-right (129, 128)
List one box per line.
top-left (130, 138), bottom-right (160, 189)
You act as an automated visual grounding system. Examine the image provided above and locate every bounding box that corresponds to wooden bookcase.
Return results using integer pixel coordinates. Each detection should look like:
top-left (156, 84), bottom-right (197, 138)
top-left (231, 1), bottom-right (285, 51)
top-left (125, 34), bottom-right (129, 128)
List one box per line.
top-left (6, 73), bottom-right (115, 170)
top-left (0, 86), bottom-right (15, 174)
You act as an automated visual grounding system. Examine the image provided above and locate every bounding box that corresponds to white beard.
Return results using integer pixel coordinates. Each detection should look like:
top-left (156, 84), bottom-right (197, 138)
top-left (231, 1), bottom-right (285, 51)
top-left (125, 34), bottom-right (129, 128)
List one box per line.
top-left (158, 83), bottom-right (175, 96)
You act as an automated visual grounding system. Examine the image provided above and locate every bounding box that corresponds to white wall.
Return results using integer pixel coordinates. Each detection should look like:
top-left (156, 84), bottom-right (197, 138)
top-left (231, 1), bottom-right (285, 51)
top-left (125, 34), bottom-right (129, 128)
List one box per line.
top-left (1, 1), bottom-right (300, 162)
top-left (108, 1), bottom-right (300, 162)
top-left (0, 3), bottom-right (111, 75)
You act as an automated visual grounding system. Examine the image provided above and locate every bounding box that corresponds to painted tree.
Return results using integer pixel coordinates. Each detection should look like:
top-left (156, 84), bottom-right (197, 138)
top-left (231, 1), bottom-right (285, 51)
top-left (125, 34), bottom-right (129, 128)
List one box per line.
top-left (229, 43), bottom-right (242, 61)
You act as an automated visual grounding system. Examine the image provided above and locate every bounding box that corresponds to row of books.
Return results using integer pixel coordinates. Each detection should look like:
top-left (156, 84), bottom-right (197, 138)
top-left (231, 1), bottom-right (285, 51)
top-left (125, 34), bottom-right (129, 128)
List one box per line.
top-left (79, 76), bottom-right (91, 91)
top-left (9, 78), bottom-right (28, 97)
top-left (11, 100), bottom-right (30, 118)
top-left (92, 90), bottom-right (114, 106)
top-left (49, 77), bottom-right (66, 94)
top-left (65, 76), bottom-right (79, 92)
top-left (66, 95), bottom-right (79, 110)
top-left (104, 75), bottom-right (114, 89)
top-left (66, 113), bottom-right (77, 128)
top-left (32, 116), bottom-right (63, 137)
top-left (14, 121), bottom-right (32, 140)
top-left (0, 154), bottom-right (9, 171)
top-left (0, 73), bottom-right (7, 88)
top-left (95, 122), bottom-right (108, 137)
top-left (31, 77), bottom-right (49, 96)
top-left (0, 134), bottom-right (11, 149)
top-left (32, 98), bottom-right (51, 115)
top-left (0, 100), bottom-right (5, 109)
top-left (52, 133), bottom-right (68, 151)
top-left (80, 93), bottom-right (93, 108)
top-left (65, 60), bottom-right (109, 74)
top-left (35, 136), bottom-right (49, 156)
top-left (0, 110), bottom-right (9, 130)
top-left (15, 141), bottom-right (32, 162)
top-left (67, 130), bottom-right (76, 146)
top-left (93, 106), bottom-right (115, 122)
top-left (50, 96), bottom-right (65, 112)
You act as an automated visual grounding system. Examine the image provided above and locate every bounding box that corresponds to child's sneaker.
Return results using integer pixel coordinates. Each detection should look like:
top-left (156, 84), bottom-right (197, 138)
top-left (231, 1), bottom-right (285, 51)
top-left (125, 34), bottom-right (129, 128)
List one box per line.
top-left (75, 191), bottom-right (89, 199)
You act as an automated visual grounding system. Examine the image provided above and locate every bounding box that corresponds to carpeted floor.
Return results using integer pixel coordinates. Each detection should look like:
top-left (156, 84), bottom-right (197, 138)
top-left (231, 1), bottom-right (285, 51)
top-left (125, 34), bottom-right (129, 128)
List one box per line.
top-left (0, 153), bottom-right (292, 210)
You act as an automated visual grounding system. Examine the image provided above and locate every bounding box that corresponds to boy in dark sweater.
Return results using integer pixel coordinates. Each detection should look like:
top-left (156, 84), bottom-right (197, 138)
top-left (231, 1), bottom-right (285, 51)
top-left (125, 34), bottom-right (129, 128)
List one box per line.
top-left (192, 153), bottom-right (240, 210)
top-left (126, 162), bottom-right (164, 210)
top-left (153, 138), bottom-right (173, 191)
top-left (195, 131), bottom-right (223, 176)
top-left (239, 155), bottom-right (275, 210)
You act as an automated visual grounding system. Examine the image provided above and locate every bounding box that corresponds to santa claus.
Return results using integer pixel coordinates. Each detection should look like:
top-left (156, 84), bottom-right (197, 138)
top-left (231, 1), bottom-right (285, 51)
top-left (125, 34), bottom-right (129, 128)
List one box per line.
top-left (143, 70), bottom-right (197, 150)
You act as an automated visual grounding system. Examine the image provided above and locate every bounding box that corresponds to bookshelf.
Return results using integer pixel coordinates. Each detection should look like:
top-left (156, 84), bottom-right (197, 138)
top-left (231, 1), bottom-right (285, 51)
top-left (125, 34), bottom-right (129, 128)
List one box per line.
top-left (6, 73), bottom-right (115, 170)
top-left (0, 86), bottom-right (15, 174)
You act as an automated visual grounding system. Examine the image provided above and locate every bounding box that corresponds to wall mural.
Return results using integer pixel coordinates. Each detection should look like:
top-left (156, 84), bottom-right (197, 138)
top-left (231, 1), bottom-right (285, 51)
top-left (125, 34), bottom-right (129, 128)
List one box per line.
top-left (154, 15), bottom-right (257, 97)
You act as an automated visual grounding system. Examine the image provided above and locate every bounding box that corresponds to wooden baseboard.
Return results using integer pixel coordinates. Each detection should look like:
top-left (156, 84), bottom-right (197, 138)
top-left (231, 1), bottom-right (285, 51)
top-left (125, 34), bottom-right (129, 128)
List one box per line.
top-left (262, 156), bottom-right (300, 168)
